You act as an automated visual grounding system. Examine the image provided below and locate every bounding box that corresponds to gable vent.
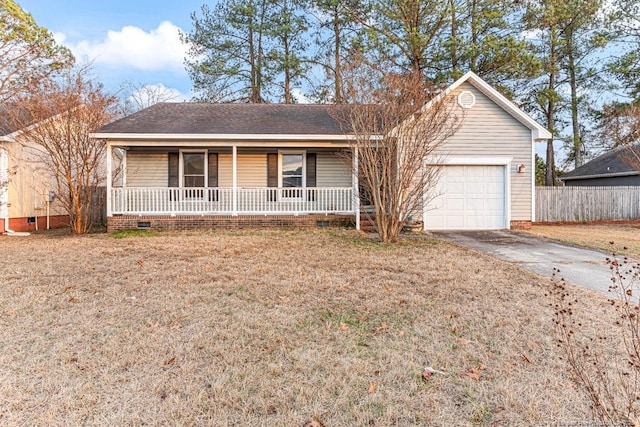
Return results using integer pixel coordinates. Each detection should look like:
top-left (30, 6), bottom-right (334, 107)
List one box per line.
top-left (457, 90), bottom-right (476, 109)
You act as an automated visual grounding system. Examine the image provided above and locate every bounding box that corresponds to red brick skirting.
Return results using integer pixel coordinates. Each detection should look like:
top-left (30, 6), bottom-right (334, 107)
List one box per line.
top-left (510, 220), bottom-right (532, 230)
top-left (8, 215), bottom-right (69, 232)
top-left (107, 214), bottom-right (356, 232)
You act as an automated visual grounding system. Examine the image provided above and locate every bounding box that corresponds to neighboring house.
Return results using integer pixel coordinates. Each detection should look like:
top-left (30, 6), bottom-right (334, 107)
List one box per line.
top-left (92, 71), bottom-right (551, 232)
top-left (0, 116), bottom-right (68, 233)
top-left (560, 144), bottom-right (640, 186)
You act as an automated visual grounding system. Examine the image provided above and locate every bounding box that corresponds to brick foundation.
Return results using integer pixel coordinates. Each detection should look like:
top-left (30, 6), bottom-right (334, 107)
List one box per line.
top-left (0, 218), bottom-right (4, 233)
top-left (8, 215), bottom-right (69, 232)
top-left (510, 220), bottom-right (532, 230)
top-left (107, 214), bottom-right (356, 232)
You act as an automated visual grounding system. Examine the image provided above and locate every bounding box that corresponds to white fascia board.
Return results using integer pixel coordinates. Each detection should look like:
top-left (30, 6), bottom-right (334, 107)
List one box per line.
top-left (97, 140), bottom-right (354, 149)
top-left (0, 133), bottom-right (16, 142)
top-left (560, 171), bottom-right (640, 181)
top-left (426, 155), bottom-right (513, 166)
top-left (90, 133), bottom-right (354, 141)
top-left (419, 71), bottom-right (552, 141)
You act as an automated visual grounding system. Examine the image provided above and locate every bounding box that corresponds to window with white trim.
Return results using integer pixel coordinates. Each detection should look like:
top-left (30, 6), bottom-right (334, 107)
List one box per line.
top-left (181, 151), bottom-right (207, 200)
top-left (183, 152), bottom-right (206, 187)
top-left (280, 151), bottom-right (305, 198)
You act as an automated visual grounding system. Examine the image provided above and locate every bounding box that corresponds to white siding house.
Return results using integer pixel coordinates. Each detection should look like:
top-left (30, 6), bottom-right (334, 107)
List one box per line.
top-left (92, 72), bottom-right (550, 232)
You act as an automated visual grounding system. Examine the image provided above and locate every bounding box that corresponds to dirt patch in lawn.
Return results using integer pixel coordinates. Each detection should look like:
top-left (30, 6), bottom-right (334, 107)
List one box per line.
top-left (525, 223), bottom-right (640, 258)
top-left (0, 229), bottom-right (620, 425)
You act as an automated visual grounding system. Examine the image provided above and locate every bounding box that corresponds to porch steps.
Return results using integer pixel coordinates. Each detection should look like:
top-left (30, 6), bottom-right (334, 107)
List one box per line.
top-left (359, 215), bottom-right (377, 233)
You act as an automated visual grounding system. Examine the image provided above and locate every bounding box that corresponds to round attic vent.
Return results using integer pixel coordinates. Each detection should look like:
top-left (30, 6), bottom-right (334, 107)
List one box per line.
top-left (457, 90), bottom-right (476, 109)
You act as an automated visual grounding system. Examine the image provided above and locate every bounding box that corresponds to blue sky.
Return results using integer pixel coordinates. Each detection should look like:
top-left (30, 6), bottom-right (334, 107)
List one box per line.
top-left (19, 0), bottom-right (208, 100)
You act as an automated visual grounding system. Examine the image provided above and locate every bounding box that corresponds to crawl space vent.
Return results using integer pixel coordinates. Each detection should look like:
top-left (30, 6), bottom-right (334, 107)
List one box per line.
top-left (457, 90), bottom-right (476, 109)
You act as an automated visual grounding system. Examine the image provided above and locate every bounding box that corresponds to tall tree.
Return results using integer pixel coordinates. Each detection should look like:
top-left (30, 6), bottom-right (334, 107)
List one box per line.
top-left (437, 0), bottom-right (540, 90)
top-left (607, 0), bottom-right (640, 100)
top-left (267, 0), bottom-right (309, 103)
top-left (523, 1), bottom-right (565, 185)
top-left (360, 0), bottom-right (450, 78)
top-left (310, 0), bottom-right (364, 103)
top-left (557, 0), bottom-right (608, 168)
top-left (182, 0), bottom-right (272, 102)
top-left (0, 0), bottom-right (74, 103)
top-left (525, 0), bottom-right (609, 171)
top-left (4, 66), bottom-right (118, 234)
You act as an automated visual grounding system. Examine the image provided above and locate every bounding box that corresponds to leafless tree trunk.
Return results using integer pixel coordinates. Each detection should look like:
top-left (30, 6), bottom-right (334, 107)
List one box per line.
top-left (336, 62), bottom-right (463, 242)
top-left (3, 66), bottom-right (117, 234)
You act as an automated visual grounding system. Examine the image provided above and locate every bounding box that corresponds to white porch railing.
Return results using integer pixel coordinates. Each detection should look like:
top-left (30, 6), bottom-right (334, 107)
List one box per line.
top-left (110, 187), bottom-right (355, 215)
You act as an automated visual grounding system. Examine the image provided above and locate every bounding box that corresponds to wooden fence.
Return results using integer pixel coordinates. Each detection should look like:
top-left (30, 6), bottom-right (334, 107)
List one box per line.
top-left (536, 186), bottom-right (640, 222)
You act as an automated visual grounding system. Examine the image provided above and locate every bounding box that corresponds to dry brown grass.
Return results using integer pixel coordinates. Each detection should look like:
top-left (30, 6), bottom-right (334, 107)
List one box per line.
top-left (525, 223), bottom-right (640, 258)
top-left (0, 229), bottom-right (619, 425)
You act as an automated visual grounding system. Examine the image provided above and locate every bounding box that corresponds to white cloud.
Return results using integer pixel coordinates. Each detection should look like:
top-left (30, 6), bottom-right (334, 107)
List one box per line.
top-left (53, 31), bottom-right (67, 45)
top-left (291, 89), bottom-right (311, 104)
top-left (61, 21), bottom-right (186, 72)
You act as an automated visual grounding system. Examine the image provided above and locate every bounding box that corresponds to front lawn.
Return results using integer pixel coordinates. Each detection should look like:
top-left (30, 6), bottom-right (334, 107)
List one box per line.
top-left (0, 229), bottom-right (612, 425)
top-left (525, 223), bottom-right (640, 258)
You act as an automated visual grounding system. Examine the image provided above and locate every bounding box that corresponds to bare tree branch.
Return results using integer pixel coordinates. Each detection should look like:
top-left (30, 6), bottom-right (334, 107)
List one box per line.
top-left (3, 65), bottom-right (117, 234)
top-left (334, 59), bottom-right (464, 242)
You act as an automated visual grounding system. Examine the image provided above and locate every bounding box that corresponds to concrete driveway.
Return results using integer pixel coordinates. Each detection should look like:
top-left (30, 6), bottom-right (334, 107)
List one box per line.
top-left (432, 230), bottom-right (614, 297)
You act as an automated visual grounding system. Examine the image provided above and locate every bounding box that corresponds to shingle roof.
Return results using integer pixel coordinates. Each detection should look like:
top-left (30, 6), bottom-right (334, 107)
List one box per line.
top-left (98, 103), bottom-right (352, 135)
top-left (0, 105), bottom-right (23, 137)
top-left (561, 145), bottom-right (640, 181)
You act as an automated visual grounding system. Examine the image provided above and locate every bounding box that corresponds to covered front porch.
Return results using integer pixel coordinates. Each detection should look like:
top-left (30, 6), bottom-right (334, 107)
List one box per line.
top-left (110, 186), bottom-right (354, 216)
top-left (105, 141), bottom-right (361, 229)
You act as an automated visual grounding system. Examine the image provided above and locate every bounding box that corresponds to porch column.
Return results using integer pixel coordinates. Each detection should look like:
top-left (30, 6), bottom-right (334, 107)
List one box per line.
top-left (352, 146), bottom-right (360, 231)
top-left (106, 142), bottom-right (112, 218)
top-left (121, 148), bottom-right (127, 188)
top-left (232, 145), bottom-right (238, 216)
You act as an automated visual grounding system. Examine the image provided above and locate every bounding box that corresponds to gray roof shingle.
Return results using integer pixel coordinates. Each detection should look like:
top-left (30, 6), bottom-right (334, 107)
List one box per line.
top-left (561, 145), bottom-right (640, 180)
top-left (98, 103), bottom-right (353, 135)
top-left (0, 105), bottom-right (27, 137)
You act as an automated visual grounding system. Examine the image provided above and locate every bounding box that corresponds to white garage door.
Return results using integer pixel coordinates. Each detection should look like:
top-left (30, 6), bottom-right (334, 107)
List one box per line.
top-left (425, 165), bottom-right (506, 230)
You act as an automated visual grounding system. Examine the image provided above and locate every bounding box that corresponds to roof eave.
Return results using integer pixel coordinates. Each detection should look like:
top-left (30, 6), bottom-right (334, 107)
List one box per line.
top-left (560, 171), bottom-right (640, 181)
top-left (90, 132), bottom-right (356, 141)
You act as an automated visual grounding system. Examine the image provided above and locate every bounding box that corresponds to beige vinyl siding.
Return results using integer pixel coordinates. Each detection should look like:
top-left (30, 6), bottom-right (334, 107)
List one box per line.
top-left (6, 140), bottom-right (66, 218)
top-left (124, 150), bottom-right (352, 189)
top-left (218, 154), bottom-right (267, 187)
top-left (433, 82), bottom-right (533, 221)
top-left (127, 153), bottom-right (168, 187)
top-left (316, 151), bottom-right (351, 187)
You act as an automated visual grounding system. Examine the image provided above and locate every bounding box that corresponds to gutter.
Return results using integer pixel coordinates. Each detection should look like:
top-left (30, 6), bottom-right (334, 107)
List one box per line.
top-left (560, 171), bottom-right (640, 181)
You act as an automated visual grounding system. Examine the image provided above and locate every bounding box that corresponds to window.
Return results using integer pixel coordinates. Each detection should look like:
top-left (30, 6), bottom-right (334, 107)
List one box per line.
top-left (281, 152), bottom-right (304, 198)
top-left (183, 152), bottom-right (205, 187)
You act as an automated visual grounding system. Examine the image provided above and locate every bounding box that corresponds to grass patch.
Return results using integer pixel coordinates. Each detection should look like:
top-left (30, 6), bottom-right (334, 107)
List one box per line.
top-left (0, 229), bottom-right (618, 425)
top-left (524, 223), bottom-right (640, 258)
top-left (110, 229), bottom-right (159, 239)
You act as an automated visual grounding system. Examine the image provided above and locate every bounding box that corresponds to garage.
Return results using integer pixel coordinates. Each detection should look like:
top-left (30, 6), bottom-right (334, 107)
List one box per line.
top-left (424, 165), bottom-right (507, 230)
